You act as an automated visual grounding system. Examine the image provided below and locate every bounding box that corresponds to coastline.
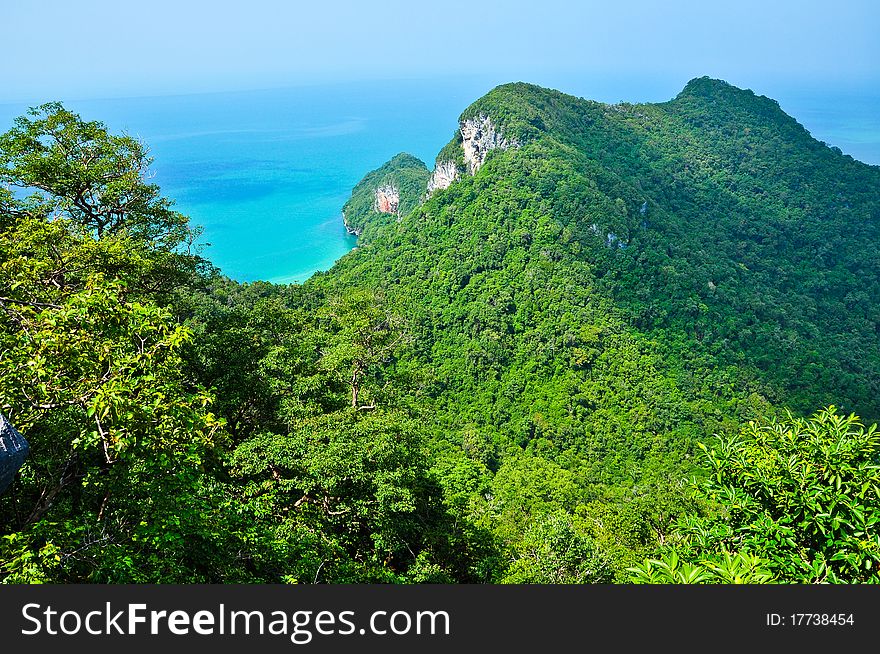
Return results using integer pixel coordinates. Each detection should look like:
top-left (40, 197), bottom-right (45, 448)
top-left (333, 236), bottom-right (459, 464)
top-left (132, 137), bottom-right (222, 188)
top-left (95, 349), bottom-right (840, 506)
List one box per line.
top-left (341, 210), bottom-right (363, 237)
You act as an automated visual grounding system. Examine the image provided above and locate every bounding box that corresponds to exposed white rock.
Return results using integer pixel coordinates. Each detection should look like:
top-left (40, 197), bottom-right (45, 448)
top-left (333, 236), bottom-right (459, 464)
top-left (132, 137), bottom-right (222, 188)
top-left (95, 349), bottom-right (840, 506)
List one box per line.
top-left (426, 114), bottom-right (519, 197)
top-left (427, 160), bottom-right (459, 194)
top-left (605, 232), bottom-right (627, 249)
top-left (460, 114), bottom-right (518, 174)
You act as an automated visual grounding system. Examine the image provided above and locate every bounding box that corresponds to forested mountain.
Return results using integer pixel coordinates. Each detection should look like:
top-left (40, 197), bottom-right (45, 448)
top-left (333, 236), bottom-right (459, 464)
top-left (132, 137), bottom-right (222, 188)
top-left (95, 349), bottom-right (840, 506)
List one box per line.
top-left (1, 79), bottom-right (879, 584)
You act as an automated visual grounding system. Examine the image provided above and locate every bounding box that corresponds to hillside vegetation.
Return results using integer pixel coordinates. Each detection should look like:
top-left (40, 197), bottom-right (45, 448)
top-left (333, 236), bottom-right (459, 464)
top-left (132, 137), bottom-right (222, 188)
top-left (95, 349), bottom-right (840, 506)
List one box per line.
top-left (1, 79), bottom-right (878, 583)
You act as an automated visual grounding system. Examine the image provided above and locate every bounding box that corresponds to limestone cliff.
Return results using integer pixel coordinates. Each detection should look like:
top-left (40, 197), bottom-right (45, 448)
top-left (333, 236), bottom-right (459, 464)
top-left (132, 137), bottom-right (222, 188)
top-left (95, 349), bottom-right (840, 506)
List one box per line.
top-left (460, 114), bottom-right (518, 174)
top-left (427, 113), bottom-right (518, 196)
top-left (427, 160), bottom-right (459, 194)
top-left (374, 184), bottom-right (400, 216)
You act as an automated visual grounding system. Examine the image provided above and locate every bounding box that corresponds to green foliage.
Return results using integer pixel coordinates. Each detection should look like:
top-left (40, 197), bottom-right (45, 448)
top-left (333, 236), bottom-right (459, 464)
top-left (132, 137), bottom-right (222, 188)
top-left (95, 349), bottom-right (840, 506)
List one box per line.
top-left (695, 408), bottom-right (880, 582)
top-left (426, 80), bottom-right (880, 422)
top-left (628, 550), bottom-right (774, 584)
top-left (501, 511), bottom-right (614, 583)
top-left (317, 78), bottom-right (880, 583)
top-left (173, 279), bottom-right (318, 440)
top-left (232, 410), bottom-right (459, 582)
top-left (0, 104), bottom-right (248, 583)
top-left (0, 102), bottom-right (195, 249)
top-left (317, 288), bottom-right (411, 410)
top-left (631, 408), bottom-right (880, 583)
top-left (0, 105), bottom-right (205, 305)
top-left (174, 274), bottom-right (497, 582)
top-left (0, 275), bottom-right (241, 582)
top-left (434, 136), bottom-right (466, 173)
top-left (0, 276), bottom-right (216, 464)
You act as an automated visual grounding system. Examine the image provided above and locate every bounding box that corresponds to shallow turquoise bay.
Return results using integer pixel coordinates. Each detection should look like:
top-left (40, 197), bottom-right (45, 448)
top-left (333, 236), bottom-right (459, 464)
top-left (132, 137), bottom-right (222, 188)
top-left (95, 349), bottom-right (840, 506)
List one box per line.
top-left (66, 80), bottom-right (487, 284)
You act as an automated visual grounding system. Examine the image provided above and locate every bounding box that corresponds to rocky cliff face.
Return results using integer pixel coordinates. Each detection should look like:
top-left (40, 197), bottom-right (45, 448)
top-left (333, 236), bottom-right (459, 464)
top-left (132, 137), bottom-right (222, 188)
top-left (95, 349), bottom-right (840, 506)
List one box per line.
top-left (427, 114), bottom-right (518, 196)
top-left (374, 184), bottom-right (400, 215)
top-left (427, 160), bottom-right (459, 195)
top-left (460, 114), bottom-right (518, 174)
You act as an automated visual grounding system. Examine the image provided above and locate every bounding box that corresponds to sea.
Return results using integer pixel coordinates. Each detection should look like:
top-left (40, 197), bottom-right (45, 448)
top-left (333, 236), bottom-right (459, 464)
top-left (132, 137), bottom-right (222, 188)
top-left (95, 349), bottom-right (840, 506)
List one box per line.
top-left (1, 75), bottom-right (878, 284)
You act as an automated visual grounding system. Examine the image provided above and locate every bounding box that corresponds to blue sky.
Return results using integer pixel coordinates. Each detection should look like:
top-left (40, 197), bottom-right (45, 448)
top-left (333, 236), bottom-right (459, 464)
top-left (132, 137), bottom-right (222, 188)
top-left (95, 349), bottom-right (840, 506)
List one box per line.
top-left (3, 0), bottom-right (878, 101)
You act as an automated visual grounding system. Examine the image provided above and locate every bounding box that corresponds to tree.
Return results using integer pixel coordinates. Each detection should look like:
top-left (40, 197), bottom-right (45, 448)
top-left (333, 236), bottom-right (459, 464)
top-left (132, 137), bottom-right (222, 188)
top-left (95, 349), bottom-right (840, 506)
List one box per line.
top-left (231, 409), bottom-right (461, 582)
top-left (0, 104), bottom-right (250, 583)
top-left (318, 290), bottom-right (409, 411)
top-left (628, 551), bottom-right (774, 584)
top-left (501, 511), bottom-right (613, 583)
top-left (0, 103), bottom-right (206, 304)
top-left (629, 407), bottom-right (880, 583)
top-left (0, 276), bottom-right (241, 582)
top-left (0, 102), bottom-right (193, 248)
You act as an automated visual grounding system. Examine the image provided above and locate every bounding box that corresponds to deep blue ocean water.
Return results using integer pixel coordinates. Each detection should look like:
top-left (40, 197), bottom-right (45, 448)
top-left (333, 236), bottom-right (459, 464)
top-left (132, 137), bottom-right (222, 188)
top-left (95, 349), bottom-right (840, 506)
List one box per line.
top-left (1, 76), bottom-right (877, 283)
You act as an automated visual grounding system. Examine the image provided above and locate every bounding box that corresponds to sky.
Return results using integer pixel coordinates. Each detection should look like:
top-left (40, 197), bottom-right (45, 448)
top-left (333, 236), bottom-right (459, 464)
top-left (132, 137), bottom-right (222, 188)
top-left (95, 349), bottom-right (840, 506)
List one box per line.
top-left (2, 0), bottom-right (878, 102)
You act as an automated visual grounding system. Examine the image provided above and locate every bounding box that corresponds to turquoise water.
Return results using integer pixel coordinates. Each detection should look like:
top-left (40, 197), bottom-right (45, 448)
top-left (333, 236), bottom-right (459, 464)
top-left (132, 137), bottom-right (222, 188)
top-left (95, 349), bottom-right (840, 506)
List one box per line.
top-left (0, 79), bottom-right (494, 283)
top-left (54, 80), bottom-right (494, 283)
top-left (772, 88), bottom-right (880, 168)
top-left (1, 77), bottom-right (877, 283)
